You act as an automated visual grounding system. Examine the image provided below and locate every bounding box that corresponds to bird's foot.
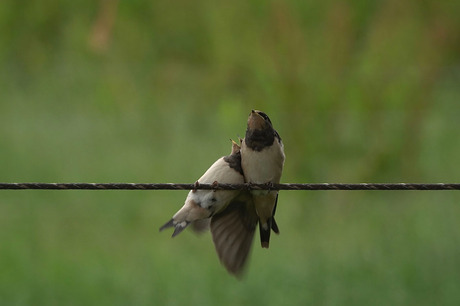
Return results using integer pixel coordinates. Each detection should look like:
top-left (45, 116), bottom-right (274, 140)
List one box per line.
top-left (245, 181), bottom-right (254, 191)
top-left (265, 181), bottom-right (275, 191)
top-left (192, 181), bottom-right (200, 193)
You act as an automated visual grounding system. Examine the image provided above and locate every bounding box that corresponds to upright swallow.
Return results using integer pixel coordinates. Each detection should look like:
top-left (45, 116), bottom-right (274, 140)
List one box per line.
top-left (240, 110), bottom-right (285, 248)
top-left (160, 140), bottom-right (244, 236)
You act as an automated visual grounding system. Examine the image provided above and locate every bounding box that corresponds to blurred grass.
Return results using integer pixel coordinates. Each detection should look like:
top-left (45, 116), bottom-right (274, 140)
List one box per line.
top-left (1, 0), bottom-right (460, 305)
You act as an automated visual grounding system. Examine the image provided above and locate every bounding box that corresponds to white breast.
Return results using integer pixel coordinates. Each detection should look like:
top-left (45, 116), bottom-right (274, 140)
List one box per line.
top-left (197, 157), bottom-right (244, 185)
top-left (187, 157), bottom-right (244, 211)
top-left (241, 139), bottom-right (285, 184)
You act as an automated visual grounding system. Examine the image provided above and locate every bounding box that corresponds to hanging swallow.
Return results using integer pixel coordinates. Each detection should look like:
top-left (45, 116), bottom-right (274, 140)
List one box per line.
top-left (240, 110), bottom-right (285, 248)
top-left (160, 140), bottom-right (259, 276)
top-left (160, 140), bottom-right (244, 237)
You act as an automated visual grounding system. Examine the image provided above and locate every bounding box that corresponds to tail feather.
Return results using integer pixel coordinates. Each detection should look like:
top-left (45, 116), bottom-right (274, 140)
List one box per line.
top-left (159, 218), bottom-right (190, 237)
top-left (257, 191), bottom-right (281, 248)
top-left (271, 193), bottom-right (280, 234)
top-left (271, 217), bottom-right (280, 234)
top-left (259, 219), bottom-right (272, 248)
top-left (172, 223), bottom-right (189, 237)
top-left (159, 219), bottom-right (174, 232)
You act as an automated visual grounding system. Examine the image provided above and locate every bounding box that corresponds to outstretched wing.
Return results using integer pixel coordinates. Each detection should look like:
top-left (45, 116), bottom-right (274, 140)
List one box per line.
top-left (210, 192), bottom-right (258, 276)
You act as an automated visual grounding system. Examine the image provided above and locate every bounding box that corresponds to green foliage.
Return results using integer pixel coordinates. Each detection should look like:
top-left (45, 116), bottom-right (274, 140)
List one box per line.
top-left (1, 0), bottom-right (460, 304)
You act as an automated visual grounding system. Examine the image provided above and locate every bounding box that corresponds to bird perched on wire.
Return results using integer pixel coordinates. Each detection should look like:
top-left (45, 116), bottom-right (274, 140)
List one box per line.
top-left (160, 140), bottom-right (245, 237)
top-left (160, 110), bottom-right (285, 276)
top-left (240, 110), bottom-right (285, 248)
top-left (160, 140), bottom-right (259, 275)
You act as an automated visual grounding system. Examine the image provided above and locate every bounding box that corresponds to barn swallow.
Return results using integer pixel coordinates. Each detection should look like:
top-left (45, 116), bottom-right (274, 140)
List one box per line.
top-left (160, 140), bottom-right (260, 276)
top-left (160, 140), bottom-right (244, 236)
top-left (240, 110), bottom-right (285, 248)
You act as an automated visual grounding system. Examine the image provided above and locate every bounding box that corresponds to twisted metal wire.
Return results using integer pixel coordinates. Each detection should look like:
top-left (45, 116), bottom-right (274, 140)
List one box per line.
top-left (0, 182), bottom-right (459, 190)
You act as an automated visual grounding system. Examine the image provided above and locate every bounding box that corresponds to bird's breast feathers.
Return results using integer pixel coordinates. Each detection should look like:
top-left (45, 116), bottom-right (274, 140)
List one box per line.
top-left (198, 157), bottom-right (244, 184)
top-left (184, 157), bottom-right (245, 212)
top-left (241, 138), bottom-right (285, 183)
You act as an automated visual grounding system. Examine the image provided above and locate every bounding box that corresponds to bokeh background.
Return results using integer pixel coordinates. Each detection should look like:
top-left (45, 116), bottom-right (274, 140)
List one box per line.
top-left (1, 0), bottom-right (460, 305)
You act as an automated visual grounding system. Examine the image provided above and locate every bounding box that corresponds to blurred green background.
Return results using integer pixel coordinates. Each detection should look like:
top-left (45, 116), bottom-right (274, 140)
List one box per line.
top-left (1, 0), bottom-right (460, 305)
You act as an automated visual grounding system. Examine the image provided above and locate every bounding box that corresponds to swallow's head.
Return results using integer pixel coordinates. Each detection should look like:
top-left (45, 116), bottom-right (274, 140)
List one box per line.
top-left (225, 139), bottom-right (244, 175)
top-left (244, 110), bottom-right (281, 152)
top-left (230, 139), bottom-right (241, 155)
top-left (247, 110), bottom-right (273, 131)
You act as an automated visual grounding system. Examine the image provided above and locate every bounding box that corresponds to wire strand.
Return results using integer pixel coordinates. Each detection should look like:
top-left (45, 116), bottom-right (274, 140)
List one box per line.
top-left (0, 183), bottom-right (459, 190)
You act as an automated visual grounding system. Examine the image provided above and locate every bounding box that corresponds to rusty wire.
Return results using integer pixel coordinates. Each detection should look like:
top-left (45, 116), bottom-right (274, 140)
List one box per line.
top-left (0, 182), bottom-right (459, 190)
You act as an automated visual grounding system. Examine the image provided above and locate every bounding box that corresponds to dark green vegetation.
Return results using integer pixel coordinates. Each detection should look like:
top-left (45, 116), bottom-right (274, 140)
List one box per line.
top-left (1, 1), bottom-right (460, 304)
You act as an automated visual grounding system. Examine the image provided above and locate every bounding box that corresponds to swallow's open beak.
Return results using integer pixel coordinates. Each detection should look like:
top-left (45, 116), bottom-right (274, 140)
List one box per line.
top-left (247, 110), bottom-right (265, 130)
